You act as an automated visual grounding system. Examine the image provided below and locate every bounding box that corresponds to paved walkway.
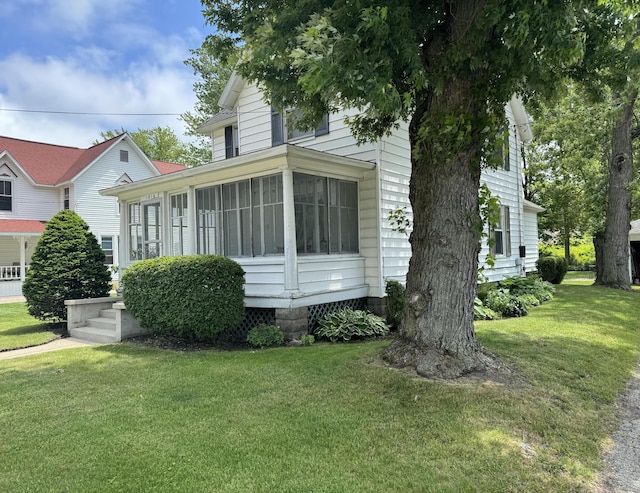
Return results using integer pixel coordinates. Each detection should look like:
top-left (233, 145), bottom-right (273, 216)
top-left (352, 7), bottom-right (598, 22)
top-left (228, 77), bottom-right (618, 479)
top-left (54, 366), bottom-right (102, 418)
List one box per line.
top-left (0, 337), bottom-right (100, 360)
top-left (0, 295), bottom-right (26, 304)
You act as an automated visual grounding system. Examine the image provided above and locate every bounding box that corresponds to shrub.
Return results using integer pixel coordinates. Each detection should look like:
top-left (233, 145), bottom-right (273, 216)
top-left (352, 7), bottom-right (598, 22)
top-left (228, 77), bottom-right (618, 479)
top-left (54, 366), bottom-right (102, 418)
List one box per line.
top-left (247, 324), bottom-right (285, 348)
top-left (498, 275), bottom-right (555, 304)
top-left (314, 309), bottom-right (389, 342)
top-left (385, 279), bottom-right (405, 330)
top-left (536, 256), bottom-right (568, 284)
top-left (300, 334), bottom-right (315, 346)
top-left (473, 297), bottom-right (499, 320)
top-left (485, 289), bottom-right (528, 318)
top-left (122, 255), bottom-right (245, 341)
top-left (22, 210), bottom-right (111, 321)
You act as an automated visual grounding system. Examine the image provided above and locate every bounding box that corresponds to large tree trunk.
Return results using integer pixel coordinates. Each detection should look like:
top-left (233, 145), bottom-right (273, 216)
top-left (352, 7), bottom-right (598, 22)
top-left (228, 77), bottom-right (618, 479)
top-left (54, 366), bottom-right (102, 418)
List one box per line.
top-left (382, 79), bottom-right (500, 379)
top-left (595, 92), bottom-right (636, 290)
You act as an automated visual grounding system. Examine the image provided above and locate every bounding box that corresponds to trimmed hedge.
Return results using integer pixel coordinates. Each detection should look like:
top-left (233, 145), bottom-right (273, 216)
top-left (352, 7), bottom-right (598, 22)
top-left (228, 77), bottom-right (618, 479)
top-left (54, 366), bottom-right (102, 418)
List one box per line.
top-left (122, 255), bottom-right (245, 341)
top-left (536, 256), bottom-right (568, 284)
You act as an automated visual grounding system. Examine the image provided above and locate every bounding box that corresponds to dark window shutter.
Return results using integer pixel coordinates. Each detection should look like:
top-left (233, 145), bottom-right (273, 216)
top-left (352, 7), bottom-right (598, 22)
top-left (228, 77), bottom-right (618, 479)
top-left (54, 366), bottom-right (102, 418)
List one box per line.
top-left (271, 107), bottom-right (284, 146)
top-left (225, 126), bottom-right (234, 159)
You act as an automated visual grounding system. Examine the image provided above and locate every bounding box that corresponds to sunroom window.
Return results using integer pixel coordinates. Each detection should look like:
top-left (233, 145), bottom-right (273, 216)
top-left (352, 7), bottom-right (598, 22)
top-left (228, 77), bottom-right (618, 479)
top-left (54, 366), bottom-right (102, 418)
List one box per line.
top-left (171, 193), bottom-right (188, 255)
top-left (294, 173), bottom-right (358, 254)
top-left (196, 174), bottom-right (284, 257)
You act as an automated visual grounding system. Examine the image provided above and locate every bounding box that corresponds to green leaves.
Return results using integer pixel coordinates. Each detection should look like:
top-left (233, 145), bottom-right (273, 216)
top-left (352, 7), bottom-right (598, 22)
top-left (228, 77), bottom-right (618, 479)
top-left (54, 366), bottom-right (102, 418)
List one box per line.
top-left (22, 210), bottom-right (111, 321)
top-left (314, 309), bottom-right (389, 343)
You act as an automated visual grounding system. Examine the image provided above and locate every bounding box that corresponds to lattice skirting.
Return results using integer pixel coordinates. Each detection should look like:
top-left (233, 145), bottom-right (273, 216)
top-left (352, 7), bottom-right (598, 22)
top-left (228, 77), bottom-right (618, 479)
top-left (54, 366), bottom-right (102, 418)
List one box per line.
top-left (307, 298), bottom-right (367, 331)
top-left (219, 307), bottom-right (276, 342)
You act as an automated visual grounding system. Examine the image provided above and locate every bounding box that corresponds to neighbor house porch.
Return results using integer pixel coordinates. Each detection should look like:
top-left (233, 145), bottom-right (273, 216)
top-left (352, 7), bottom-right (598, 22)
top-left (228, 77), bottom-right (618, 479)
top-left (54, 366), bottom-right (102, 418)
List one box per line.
top-left (0, 219), bottom-right (45, 296)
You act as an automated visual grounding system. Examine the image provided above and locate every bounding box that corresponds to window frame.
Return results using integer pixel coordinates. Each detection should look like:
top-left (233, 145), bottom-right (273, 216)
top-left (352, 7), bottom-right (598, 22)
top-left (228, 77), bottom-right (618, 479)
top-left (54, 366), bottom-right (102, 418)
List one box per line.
top-left (271, 107), bottom-right (329, 146)
top-left (0, 179), bottom-right (12, 212)
top-left (63, 187), bottom-right (70, 210)
top-left (293, 173), bottom-right (359, 255)
top-left (170, 193), bottom-right (188, 256)
top-left (120, 150), bottom-right (129, 162)
top-left (224, 125), bottom-right (239, 159)
top-left (490, 205), bottom-right (511, 257)
top-left (101, 236), bottom-right (114, 265)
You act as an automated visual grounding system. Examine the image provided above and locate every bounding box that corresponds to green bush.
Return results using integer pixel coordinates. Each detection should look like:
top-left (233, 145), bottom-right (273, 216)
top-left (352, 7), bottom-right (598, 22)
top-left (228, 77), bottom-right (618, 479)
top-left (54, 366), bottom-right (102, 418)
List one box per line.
top-left (385, 279), bottom-right (405, 330)
top-left (22, 210), bottom-right (111, 321)
top-left (314, 309), bottom-right (389, 342)
top-left (122, 255), bottom-right (245, 341)
top-left (247, 324), bottom-right (285, 348)
top-left (473, 297), bottom-right (499, 320)
top-left (536, 256), bottom-right (568, 284)
top-left (498, 275), bottom-right (555, 304)
top-left (300, 334), bottom-right (315, 346)
top-left (485, 290), bottom-right (529, 318)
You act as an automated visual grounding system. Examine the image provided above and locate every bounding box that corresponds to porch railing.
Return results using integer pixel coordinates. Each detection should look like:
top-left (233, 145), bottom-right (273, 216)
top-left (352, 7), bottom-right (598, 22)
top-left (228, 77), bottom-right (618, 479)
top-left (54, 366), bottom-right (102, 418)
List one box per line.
top-left (0, 265), bottom-right (28, 281)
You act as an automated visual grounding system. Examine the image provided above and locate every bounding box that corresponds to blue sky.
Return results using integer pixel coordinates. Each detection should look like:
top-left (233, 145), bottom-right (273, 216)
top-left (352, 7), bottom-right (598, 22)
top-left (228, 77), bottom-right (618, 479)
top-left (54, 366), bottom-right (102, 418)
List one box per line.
top-left (0, 0), bottom-right (209, 147)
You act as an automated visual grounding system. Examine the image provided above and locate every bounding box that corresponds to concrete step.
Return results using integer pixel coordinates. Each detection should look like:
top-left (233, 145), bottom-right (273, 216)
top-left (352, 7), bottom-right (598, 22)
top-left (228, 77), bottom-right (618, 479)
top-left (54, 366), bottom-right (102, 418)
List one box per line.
top-left (100, 308), bottom-right (117, 320)
top-left (68, 326), bottom-right (119, 344)
top-left (86, 317), bottom-right (117, 331)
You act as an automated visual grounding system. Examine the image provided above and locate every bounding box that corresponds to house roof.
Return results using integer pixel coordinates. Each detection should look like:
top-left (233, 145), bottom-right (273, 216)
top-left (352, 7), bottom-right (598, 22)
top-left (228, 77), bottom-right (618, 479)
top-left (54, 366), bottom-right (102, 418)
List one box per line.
top-left (151, 160), bottom-right (188, 175)
top-left (0, 219), bottom-right (47, 236)
top-left (631, 219), bottom-right (640, 237)
top-left (196, 108), bottom-right (237, 135)
top-left (0, 135), bottom-right (186, 186)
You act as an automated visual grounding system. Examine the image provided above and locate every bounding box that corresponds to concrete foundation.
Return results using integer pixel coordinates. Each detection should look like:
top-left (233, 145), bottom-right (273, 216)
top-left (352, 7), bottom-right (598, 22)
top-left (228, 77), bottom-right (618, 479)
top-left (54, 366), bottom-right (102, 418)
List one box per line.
top-left (275, 306), bottom-right (308, 340)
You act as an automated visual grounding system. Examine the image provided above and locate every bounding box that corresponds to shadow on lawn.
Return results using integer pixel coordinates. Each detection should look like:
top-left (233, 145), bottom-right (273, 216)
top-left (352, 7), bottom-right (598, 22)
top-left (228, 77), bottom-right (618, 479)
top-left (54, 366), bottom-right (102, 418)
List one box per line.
top-left (2, 322), bottom-right (65, 337)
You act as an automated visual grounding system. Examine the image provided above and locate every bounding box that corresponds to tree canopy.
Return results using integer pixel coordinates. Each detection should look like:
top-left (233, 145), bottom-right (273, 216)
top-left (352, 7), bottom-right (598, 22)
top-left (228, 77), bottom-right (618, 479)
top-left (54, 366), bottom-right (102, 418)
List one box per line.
top-left (95, 126), bottom-right (204, 167)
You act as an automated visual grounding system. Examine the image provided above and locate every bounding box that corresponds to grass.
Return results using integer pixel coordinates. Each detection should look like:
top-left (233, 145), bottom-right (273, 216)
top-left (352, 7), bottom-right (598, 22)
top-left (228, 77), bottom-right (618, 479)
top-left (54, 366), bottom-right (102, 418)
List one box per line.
top-left (564, 270), bottom-right (596, 280)
top-left (0, 302), bottom-right (60, 351)
top-left (1, 284), bottom-right (639, 492)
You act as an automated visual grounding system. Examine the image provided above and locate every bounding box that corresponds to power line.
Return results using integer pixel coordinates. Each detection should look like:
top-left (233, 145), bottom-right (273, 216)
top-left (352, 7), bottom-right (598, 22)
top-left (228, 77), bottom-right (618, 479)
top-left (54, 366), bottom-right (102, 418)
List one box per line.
top-left (0, 108), bottom-right (182, 116)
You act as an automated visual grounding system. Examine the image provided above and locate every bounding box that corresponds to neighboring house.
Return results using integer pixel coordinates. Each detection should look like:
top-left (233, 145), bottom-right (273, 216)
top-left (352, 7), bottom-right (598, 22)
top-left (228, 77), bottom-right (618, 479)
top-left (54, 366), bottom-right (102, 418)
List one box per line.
top-left (630, 219), bottom-right (640, 284)
top-left (0, 134), bottom-right (186, 296)
top-left (101, 75), bottom-right (542, 335)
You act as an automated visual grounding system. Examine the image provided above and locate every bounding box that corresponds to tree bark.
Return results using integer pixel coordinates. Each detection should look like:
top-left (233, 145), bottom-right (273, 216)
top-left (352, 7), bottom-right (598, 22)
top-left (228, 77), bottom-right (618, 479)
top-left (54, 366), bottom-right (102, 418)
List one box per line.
top-left (382, 83), bottom-right (500, 378)
top-left (595, 92), bottom-right (637, 290)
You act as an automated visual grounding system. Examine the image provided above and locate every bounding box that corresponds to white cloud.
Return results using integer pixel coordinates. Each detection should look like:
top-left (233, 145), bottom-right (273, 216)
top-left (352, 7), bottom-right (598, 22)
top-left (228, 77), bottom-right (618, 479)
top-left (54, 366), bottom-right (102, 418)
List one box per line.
top-left (0, 52), bottom-right (197, 148)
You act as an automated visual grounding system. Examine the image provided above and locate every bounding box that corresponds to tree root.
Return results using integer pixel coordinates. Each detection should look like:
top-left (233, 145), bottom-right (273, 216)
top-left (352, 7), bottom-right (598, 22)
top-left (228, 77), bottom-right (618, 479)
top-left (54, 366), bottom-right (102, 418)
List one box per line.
top-left (382, 337), bottom-right (509, 380)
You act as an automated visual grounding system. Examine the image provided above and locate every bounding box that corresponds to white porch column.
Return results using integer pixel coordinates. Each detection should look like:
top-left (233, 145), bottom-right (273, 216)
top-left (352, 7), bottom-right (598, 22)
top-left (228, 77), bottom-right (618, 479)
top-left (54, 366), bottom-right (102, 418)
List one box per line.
top-left (282, 167), bottom-right (299, 292)
top-left (187, 185), bottom-right (197, 255)
top-left (15, 235), bottom-right (26, 281)
top-left (119, 201), bottom-right (128, 269)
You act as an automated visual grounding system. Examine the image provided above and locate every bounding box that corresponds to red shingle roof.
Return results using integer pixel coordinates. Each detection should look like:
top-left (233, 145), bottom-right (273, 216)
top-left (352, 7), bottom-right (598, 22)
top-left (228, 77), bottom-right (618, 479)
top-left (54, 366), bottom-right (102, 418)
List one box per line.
top-left (0, 219), bottom-right (47, 234)
top-left (0, 135), bottom-right (186, 185)
top-left (151, 160), bottom-right (187, 174)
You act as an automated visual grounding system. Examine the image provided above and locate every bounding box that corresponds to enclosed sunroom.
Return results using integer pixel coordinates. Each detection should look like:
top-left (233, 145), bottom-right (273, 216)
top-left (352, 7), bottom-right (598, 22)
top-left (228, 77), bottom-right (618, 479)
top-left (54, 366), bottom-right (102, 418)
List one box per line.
top-left (101, 144), bottom-right (379, 335)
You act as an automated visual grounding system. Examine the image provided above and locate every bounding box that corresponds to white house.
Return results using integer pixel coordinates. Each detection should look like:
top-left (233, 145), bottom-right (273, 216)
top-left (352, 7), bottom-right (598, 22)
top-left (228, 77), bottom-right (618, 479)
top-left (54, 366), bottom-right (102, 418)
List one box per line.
top-left (101, 75), bottom-right (542, 335)
top-left (0, 134), bottom-right (186, 296)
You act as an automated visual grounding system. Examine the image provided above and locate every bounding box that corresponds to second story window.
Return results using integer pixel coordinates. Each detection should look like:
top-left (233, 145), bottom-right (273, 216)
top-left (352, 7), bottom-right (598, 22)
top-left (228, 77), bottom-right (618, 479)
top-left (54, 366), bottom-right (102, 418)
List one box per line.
top-left (120, 150), bottom-right (129, 162)
top-left (271, 107), bottom-right (329, 146)
top-left (224, 125), bottom-right (239, 159)
top-left (0, 180), bottom-right (12, 211)
top-left (63, 187), bottom-right (70, 210)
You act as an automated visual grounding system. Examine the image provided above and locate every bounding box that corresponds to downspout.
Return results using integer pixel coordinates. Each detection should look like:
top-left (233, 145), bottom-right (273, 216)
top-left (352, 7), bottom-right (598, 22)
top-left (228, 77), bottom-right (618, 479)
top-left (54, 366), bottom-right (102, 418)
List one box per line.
top-left (375, 139), bottom-right (385, 298)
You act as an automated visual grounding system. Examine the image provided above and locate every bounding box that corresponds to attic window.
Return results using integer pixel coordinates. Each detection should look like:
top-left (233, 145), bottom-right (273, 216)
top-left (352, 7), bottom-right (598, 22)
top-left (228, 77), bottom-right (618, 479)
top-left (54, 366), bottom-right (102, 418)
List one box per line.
top-left (0, 180), bottom-right (11, 211)
top-left (120, 150), bottom-right (129, 162)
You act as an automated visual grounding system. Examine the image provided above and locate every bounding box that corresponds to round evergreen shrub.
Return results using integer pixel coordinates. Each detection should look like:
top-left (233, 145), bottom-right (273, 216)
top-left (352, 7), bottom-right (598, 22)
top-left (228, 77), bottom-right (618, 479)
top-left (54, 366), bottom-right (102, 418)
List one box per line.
top-left (122, 255), bottom-right (245, 341)
top-left (536, 256), bottom-right (568, 284)
top-left (22, 210), bottom-right (111, 321)
top-left (247, 324), bottom-right (285, 348)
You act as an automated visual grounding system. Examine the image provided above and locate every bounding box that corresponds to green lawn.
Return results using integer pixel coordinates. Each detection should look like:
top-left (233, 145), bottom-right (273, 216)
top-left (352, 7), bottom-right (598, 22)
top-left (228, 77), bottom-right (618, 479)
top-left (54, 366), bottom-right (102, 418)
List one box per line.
top-left (1, 284), bottom-right (639, 492)
top-left (564, 270), bottom-right (596, 281)
top-left (0, 302), bottom-right (60, 351)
